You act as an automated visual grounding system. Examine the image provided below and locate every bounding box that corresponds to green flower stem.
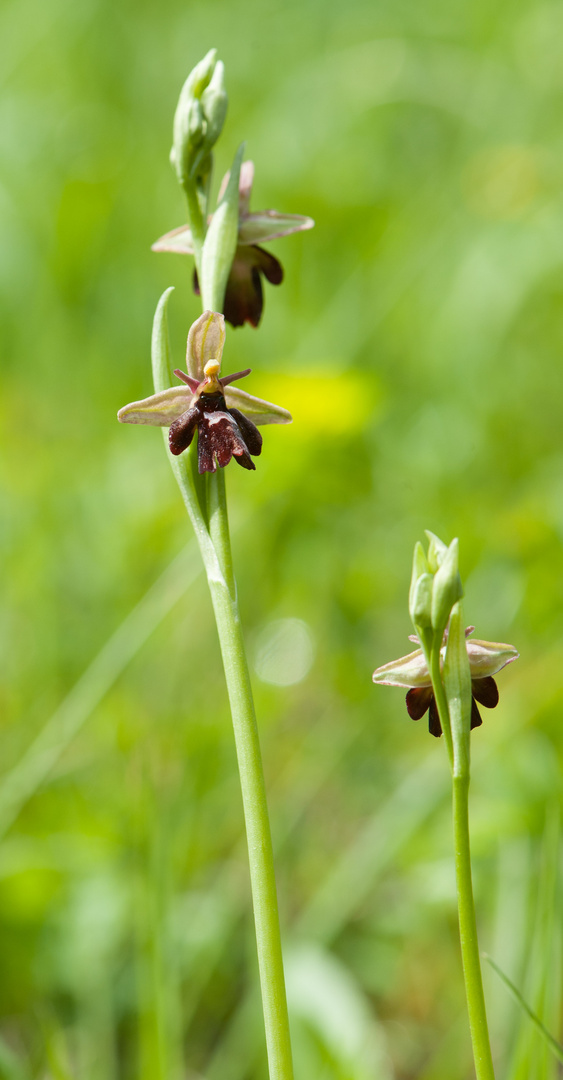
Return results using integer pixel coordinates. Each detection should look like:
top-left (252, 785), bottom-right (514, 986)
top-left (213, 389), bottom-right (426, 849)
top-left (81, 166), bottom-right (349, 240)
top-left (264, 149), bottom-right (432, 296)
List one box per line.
top-left (183, 182), bottom-right (205, 272)
top-left (207, 469), bottom-right (235, 597)
top-left (207, 575), bottom-right (294, 1080)
top-left (168, 452), bottom-right (294, 1080)
top-left (175, 165), bottom-right (294, 1080)
top-left (429, 646), bottom-right (453, 768)
top-left (429, 646), bottom-right (495, 1080)
top-left (452, 775), bottom-right (495, 1080)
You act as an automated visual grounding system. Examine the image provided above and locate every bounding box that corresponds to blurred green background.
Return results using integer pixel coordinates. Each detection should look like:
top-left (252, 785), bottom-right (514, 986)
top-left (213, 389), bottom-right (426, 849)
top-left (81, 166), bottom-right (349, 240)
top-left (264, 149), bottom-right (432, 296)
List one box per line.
top-left (1, 0), bottom-right (563, 1076)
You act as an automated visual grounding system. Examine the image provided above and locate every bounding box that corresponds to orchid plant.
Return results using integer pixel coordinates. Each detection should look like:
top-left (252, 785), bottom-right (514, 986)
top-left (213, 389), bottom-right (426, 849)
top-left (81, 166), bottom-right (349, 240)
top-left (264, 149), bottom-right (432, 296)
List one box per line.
top-left (373, 532), bottom-right (519, 1080)
top-left (117, 49), bottom-right (313, 1080)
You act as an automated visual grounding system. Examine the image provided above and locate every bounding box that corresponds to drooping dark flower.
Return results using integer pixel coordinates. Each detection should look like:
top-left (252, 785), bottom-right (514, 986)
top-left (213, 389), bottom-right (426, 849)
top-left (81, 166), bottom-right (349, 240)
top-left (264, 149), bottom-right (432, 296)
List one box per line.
top-left (118, 310), bottom-right (291, 474)
top-left (372, 628), bottom-right (519, 738)
top-left (152, 161), bottom-right (314, 328)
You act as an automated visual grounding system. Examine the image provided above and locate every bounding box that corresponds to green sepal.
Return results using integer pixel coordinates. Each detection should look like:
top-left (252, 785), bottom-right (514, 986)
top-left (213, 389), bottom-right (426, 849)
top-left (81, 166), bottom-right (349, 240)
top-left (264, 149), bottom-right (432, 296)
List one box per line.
top-left (224, 386), bottom-right (292, 426)
top-left (186, 310), bottom-right (226, 381)
top-left (238, 211), bottom-right (315, 245)
top-left (200, 143), bottom-right (244, 312)
top-left (117, 385), bottom-right (193, 426)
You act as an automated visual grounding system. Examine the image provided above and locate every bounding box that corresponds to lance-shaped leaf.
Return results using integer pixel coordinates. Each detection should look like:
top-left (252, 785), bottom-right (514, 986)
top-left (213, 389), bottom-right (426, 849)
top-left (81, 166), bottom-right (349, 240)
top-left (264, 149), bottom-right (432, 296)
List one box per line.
top-left (187, 310), bottom-right (226, 381)
top-left (223, 386), bottom-right (292, 426)
top-left (199, 143), bottom-right (243, 312)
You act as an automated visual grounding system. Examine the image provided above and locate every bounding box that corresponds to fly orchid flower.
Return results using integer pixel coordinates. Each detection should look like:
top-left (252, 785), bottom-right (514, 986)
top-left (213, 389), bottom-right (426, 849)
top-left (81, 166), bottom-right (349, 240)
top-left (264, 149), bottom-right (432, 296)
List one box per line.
top-left (152, 161), bottom-right (314, 327)
top-left (117, 310), bottom-right (291, 473)
top-left (373, 627), bottom-right (519, 738)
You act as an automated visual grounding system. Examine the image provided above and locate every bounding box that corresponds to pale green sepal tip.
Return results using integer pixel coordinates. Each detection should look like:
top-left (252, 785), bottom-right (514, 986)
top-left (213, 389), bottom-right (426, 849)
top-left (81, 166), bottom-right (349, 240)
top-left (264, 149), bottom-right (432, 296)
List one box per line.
top-left (151, 286), bottom-right (175, 394)
top-left (443, 601), bottom-right (472, 776)
top-left (425, 530), bottom-right (448, 572)
top-left (431, 537), bottom-right (463, 632)
top-left (372, 647), bottom-right (431, 688)
top-left (200, 142), bottom-right (244, 312)
top-left (238, 212), bottom-right (315, 246)
top-left (224, 386), bottom-right (292, 426)
top-left (117, 384), bottom-right (193, 426)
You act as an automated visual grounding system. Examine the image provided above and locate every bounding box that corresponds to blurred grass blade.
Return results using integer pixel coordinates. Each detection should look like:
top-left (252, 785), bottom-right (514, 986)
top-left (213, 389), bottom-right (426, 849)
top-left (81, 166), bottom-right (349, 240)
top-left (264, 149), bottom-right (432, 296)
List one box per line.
top-left (0, 543), bottom-right (200, 838)
top-left (484, 955), bottom-right (563, 1065)
top-left (206, 753), bottom-right (447, 1080)
top-left (285, 943), bottom-right (394, 1079)
top-left (0, 1034), bottom-right (31, 1080)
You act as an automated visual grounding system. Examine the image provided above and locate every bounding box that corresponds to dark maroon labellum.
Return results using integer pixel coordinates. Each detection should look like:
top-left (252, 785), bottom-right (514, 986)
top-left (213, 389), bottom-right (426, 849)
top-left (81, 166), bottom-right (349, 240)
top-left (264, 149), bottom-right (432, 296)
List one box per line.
top-left (405, 675), bottom-right (499, 738)
top-left (168, 391), bottom-right (262, 474)
top-left (194, 246), bottom-right (283, 328)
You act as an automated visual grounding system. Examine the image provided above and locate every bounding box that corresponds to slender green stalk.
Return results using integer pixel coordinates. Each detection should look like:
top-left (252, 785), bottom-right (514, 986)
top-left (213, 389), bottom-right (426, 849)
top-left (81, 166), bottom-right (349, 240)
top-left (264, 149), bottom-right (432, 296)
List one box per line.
top-left (183, 182), bottom-right (205, 272)
top-left (430, 647), bottom-right (453, 768)
top-left (208, 576), bottom-right (294, 1080)
top-left (430, 647), bottom-right (495, 1080)
top-left (167, 147), bottom-right (295, 1080)
top-left (452, 775), bottom-right (495, 1080)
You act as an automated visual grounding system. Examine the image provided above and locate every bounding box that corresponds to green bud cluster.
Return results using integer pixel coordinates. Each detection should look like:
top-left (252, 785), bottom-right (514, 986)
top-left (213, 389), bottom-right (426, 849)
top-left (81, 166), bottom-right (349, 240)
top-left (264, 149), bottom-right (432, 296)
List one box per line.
top-left (409, 531), bottom-right (463, 650)
top-left (170, 49), bottom-right (228, 190)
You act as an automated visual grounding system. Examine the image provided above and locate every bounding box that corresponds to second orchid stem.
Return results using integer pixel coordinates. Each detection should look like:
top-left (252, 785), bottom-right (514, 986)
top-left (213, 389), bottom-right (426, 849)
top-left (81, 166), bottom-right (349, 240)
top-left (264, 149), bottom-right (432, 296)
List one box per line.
top-left (430, 648), bottom-right (495, 1080)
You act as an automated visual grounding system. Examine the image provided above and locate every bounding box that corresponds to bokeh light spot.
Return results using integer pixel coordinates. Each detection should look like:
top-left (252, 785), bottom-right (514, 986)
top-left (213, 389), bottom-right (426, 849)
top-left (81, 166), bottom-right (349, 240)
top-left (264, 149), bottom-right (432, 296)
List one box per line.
top-left (253, 618), bottom-right (315, 686)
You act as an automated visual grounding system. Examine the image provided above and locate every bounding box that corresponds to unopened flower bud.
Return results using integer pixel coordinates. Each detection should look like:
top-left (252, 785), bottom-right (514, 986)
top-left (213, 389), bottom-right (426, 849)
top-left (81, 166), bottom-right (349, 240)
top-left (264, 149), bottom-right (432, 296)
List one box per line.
top-left (425, 530), bottom-right (448, 573)
top-left (170, 50), bottom-right (228, 188)
top-left (431, 537), bottom-right (463, 633)
top-left (410, 572), bottom-right (434, 629)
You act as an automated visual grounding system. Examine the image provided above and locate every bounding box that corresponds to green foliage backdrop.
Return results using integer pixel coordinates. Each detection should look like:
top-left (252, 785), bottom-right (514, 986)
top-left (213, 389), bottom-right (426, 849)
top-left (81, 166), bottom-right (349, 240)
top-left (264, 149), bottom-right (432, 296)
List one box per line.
top-left (1, 0), bottom-right (562, 1076)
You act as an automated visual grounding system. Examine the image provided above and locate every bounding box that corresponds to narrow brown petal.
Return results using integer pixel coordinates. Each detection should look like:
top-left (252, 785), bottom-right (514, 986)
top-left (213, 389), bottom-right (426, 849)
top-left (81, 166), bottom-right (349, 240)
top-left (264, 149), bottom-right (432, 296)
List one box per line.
top-left (252, 246), bottom-right (284, 285)
top-left (406, 686), bottom-right (433, 720)
top-left (168, 408), bottom-right (199, 456)
top-left (228, 408), bottom-right (262, 456)
top-left (471, 676), bottom-right (499, 709)
top-left (428, 698), bottom-right (443, 738)
top-left (470, 698), bottom-right (483, 730)
top-left (220, 369), bottom-right (252, 388)
top-left (173, 368), bottom-right (200, 392)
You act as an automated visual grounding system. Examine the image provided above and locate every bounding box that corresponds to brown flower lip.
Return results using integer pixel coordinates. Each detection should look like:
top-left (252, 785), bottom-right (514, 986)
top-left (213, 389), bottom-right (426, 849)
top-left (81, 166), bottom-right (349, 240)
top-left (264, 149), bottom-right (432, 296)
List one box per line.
top-left (193, 245), bottom-right (283, 329)
top-left (168, 366), bottom-right (262, 473)
top-left (405, 676), bottom-right (499, 738)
